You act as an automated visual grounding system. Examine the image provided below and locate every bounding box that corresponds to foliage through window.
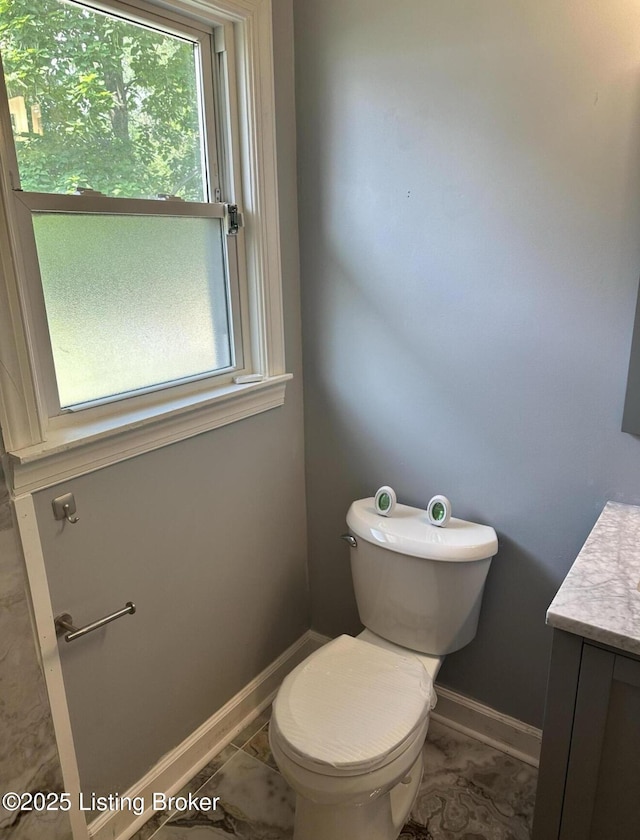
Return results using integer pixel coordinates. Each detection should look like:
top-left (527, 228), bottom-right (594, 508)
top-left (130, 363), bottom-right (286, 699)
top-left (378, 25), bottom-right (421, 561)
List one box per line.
top-left (0, 0), bottom-right (207, 200)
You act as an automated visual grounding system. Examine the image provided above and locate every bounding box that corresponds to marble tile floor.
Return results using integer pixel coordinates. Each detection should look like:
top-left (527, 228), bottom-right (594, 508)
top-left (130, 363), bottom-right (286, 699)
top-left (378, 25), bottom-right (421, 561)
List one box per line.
top-left (131, 712), bottom-right (537, 840)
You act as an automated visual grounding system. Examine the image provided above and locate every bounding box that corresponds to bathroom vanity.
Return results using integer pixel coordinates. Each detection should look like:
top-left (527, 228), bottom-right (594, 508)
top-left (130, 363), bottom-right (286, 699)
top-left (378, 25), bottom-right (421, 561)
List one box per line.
top-left (532, 502), bottom-right (640, 840)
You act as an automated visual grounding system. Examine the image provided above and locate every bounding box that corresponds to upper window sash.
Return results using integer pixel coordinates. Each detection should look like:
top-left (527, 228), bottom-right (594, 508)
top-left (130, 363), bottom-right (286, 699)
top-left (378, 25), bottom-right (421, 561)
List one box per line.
top-left (3, 0), bottom-right (223, 203)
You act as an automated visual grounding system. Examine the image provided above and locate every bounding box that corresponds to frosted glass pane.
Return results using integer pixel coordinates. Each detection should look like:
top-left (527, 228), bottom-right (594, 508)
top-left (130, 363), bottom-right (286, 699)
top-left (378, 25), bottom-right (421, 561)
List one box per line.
top-left (32, 214), bottom-right (232, 408)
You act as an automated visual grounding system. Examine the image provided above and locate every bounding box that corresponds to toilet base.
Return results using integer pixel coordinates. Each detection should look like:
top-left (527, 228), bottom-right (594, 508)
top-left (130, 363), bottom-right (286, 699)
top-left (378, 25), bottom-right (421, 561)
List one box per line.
top-left (291, 752), bottom-right (423, 840)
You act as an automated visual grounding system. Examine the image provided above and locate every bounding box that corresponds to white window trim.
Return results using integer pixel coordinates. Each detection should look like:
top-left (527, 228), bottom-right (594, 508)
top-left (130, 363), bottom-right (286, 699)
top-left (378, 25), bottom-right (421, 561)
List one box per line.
top-left (0, 0), bottom-right (290, 495)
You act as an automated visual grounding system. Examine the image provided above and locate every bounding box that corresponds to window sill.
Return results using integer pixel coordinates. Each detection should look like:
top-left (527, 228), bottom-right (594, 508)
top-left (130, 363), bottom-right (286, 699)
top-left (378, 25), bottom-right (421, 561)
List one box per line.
top-left (7, 374), bottom-right (292, 495)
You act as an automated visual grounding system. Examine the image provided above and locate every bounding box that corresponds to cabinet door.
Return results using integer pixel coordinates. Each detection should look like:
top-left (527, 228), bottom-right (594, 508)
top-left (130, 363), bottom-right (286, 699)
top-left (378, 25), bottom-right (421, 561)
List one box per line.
top-left (560, 645), bottom-right (640, 840)
top-left (532, 630), bottom-right (583, 840)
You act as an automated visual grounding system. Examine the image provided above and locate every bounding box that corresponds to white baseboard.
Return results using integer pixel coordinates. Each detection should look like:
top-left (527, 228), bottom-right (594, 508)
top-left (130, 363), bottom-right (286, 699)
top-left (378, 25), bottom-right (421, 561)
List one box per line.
top-left (431, 685), bottom-right (542, 767)
top-left (89, 630), bottom-right (322, 840)
top-left (305, 629), bottom-right (331, 649)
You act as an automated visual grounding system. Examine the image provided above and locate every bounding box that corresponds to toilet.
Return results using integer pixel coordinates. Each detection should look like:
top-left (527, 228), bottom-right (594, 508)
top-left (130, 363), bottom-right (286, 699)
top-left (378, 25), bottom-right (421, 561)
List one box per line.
top-left (270, 497), bottom-right (498, 840)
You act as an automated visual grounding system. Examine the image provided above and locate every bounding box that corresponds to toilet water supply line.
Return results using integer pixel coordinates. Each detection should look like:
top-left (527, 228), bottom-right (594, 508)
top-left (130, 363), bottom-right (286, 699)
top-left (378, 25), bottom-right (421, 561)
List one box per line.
top-left (374, 486), bottom-right (452, 527)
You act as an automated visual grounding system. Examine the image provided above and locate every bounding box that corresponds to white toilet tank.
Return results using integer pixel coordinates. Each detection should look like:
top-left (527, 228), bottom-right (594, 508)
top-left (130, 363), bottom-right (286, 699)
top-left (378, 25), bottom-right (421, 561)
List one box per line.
top-left (346, 498), bottom-right (498, 656)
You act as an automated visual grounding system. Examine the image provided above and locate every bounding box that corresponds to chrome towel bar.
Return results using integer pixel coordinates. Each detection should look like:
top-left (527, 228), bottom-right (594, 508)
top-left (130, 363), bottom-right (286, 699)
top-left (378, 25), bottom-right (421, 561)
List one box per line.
top-left (54, 602), bottom-right (136, 643)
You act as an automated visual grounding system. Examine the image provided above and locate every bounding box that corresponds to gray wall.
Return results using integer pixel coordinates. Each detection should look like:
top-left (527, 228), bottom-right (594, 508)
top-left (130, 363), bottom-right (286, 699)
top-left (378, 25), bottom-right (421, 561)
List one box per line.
top-left (28, 0), bottom-right (308, 799)
top-left (33, 407), bottom-right (308, 797)
top-left (295, 0), bottom-right (640, 726)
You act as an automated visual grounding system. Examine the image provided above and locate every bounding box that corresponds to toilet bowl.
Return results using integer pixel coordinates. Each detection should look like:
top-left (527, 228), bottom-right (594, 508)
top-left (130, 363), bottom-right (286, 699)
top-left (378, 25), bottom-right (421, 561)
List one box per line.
top-left (270, 634), bottom-right (439, 840)
top-left (270, 497), bottom-right (497, 840)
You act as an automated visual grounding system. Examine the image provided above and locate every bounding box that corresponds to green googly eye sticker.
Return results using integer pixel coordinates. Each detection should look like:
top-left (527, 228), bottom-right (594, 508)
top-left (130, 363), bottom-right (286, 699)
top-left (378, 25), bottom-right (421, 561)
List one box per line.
top-left (427, 495), bottom-right (451, 527)
top-left (374, 486), bottom-right (397, 517)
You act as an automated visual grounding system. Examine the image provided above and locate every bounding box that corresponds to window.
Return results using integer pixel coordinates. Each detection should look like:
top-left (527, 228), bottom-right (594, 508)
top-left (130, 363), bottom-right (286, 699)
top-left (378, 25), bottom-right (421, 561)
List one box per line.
top-left (0, 0), bottom-right (289, 493)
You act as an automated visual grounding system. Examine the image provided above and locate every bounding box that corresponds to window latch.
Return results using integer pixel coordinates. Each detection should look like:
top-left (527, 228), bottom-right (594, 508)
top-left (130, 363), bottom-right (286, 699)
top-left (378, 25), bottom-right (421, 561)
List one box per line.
top-left (73, 187), bottom-right (105, 196)
top-left (226, 204), bottom-right (243, 236)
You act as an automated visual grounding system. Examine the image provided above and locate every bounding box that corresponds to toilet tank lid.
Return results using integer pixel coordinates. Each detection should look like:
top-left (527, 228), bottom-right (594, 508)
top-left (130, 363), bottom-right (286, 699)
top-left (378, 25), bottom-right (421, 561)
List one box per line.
top-left (347, 498), bottom-right (498, 562)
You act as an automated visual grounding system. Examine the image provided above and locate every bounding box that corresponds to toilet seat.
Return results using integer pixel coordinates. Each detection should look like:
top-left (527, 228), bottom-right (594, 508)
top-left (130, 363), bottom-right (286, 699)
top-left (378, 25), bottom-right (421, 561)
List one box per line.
top-left (271, 635), bottom-right (434, 777)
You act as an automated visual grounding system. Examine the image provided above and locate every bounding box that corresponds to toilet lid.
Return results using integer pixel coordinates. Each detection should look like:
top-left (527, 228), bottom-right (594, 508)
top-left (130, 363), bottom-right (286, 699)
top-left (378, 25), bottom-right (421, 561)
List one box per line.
top-left (272, 635), bottom-right (434, 774)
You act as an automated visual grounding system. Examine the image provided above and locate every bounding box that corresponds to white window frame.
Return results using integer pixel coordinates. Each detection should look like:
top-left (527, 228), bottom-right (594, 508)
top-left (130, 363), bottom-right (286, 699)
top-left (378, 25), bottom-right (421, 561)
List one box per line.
top-left (0, 0), bottom-right (290, 495)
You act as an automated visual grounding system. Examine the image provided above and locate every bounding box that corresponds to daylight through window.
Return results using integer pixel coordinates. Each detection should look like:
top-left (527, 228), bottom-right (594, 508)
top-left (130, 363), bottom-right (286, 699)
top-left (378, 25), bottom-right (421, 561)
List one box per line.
top-left (0, 0), bottom-right (243, 409)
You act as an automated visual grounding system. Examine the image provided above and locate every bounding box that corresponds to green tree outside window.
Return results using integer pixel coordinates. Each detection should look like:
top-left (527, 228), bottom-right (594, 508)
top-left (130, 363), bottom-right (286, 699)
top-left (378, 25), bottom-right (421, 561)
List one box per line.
top-left (0, 0), bottom-right (206, 200)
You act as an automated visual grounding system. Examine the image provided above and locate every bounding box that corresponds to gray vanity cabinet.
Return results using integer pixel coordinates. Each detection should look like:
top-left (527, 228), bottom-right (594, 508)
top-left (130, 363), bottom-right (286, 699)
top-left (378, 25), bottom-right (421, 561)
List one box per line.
top-left (533, 629), bottom-right (640, 840)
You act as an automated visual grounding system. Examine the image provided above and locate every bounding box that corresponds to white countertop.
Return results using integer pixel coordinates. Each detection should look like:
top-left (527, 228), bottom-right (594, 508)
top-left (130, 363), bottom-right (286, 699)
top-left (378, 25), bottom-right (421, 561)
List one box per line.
top-left (547, 501), bottom-right (640, 656)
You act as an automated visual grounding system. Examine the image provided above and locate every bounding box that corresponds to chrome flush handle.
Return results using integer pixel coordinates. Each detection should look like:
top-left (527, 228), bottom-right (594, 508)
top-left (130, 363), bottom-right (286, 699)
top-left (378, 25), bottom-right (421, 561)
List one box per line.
top-left (340, 533), bottom-right (357, 548)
